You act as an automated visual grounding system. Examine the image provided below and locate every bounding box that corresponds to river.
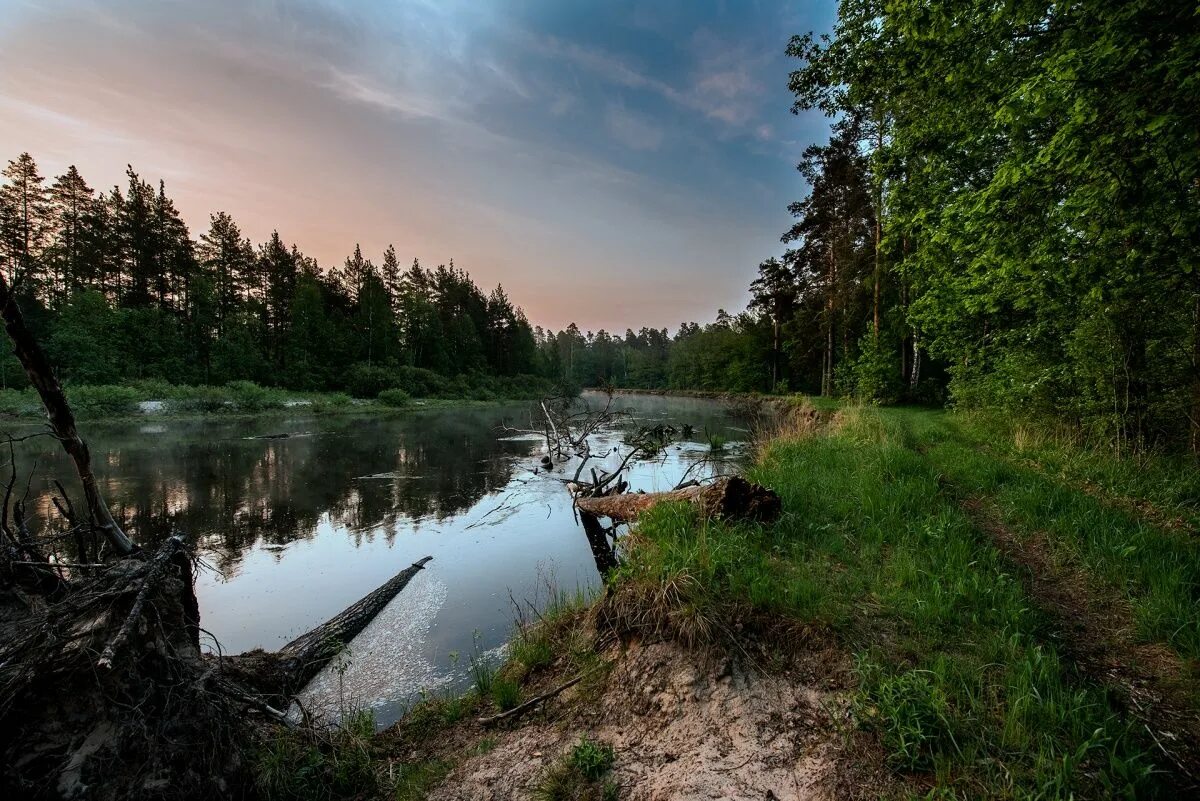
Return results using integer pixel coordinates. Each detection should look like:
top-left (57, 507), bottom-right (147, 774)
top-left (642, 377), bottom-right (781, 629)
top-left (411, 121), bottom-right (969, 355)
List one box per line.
top-left (9, 391), bottom-right (752, 727)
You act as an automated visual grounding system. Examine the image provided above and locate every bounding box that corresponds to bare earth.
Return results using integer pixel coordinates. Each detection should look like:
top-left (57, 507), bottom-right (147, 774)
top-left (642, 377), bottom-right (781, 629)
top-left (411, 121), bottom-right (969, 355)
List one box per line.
top-left (433, 640), bottom-right (851, 801)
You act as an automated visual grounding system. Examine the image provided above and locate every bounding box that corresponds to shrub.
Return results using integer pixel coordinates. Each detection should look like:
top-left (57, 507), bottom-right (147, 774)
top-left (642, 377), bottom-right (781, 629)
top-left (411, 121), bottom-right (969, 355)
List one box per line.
top-left (490, 678), bottom-right (520, 711)
top-left (227, 380), bottom-right (283, 412)
top-left (0, 388), bottom-right (36, 417)
top-left (173, 385), bottom-right (232, 413)
top-left (67, 385), bottom-right (139, 417)
top-left (345, 363), bottom-right (396, 398)
top-left (392, 366), bottom-right (449, 398)
top-left (312, 392), bottom-right (352, 413)
top-left (124, 378), bottom-right (175, 399)
top-left (377, 388), bottom-right (411, 408)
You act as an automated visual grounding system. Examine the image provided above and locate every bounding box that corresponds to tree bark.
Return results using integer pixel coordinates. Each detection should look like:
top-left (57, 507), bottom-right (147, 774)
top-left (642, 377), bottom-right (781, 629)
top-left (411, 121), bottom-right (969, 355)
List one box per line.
top-left (0, 272), bottom-right (135, 555)
top-left (575, 476), bottom-right (780, 524)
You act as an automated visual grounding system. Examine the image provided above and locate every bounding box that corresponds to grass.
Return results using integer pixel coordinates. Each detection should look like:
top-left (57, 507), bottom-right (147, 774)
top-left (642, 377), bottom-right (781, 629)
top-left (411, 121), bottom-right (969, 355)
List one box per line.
top-left (532, 736), bottom-right (618, 801)
top-left (612, 402), bottom-right (1196, 798)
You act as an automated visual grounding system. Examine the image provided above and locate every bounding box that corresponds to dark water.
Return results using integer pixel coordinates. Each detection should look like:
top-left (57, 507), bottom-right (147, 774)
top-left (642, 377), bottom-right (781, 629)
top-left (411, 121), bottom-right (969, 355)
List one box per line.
top-left (9, 391), bottom-right (750, 726)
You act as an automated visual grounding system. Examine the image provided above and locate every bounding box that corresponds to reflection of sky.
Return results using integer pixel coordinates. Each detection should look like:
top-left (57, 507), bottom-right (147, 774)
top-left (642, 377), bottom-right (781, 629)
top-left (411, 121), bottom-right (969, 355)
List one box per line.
top-left (207, 405), bottom-right (747, 728)
top-left (0, 1), bottom-right (836, 331)
top-left (7, 394), bottom-right (749, 727)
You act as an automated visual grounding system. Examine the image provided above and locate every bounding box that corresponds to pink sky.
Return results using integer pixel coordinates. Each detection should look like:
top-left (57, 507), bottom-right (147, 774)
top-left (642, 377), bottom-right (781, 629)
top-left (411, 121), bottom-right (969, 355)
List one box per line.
top-left (0, 1), bottom-right (831, 333)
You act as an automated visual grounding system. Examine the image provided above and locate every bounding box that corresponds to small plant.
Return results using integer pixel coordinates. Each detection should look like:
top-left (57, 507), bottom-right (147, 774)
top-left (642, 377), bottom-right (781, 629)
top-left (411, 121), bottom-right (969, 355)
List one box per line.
top-left (490, 677), bottom-right (521, 711)
top-left (570, 736), bottom-right (615, 780)
top-left (468, 630), bottom-right (495, 695)
top-left (532, 736), bottom-right (617, 801)
top-left (705, 429), bottom-right (727, 451)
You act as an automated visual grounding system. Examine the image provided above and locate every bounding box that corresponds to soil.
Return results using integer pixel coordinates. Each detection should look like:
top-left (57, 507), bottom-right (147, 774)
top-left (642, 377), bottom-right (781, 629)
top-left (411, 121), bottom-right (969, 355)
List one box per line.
top-left (421, 639), bottom-right (899, 801)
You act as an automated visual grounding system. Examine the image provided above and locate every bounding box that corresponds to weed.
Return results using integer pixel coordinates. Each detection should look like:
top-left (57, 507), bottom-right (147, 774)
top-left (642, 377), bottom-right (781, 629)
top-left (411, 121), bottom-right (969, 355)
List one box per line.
top-left (392, 759), bottom-right (451, 801)
top-left (570, 736), bottom-right (615, 780)
top-left (490, 677), bottom-right (521, 711)
top-left (532, 736), bottom-right (617, 801)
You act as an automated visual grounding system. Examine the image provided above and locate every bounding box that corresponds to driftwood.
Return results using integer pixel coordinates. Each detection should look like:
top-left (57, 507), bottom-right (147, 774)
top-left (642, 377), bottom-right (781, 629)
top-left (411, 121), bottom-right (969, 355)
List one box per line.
top-left (260, 555), bottom-right (434, 692)
top-left (574, 476), bottom-right (781, 524)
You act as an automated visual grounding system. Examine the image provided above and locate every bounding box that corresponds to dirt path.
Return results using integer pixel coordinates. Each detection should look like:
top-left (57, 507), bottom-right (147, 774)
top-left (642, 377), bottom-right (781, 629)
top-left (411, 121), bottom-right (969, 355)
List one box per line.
top-left (956, 494), bottom-right (1200, 789)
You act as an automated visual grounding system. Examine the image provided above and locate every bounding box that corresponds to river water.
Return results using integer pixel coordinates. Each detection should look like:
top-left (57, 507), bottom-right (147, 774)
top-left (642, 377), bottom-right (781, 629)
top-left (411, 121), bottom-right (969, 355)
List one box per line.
top-left (10, 391), bottom-right (750, 727)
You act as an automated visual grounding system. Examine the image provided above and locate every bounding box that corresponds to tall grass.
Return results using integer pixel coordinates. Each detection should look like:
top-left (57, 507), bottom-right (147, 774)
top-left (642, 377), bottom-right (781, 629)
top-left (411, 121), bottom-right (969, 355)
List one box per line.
top-left (619, 404), bottom-right (1166, 797)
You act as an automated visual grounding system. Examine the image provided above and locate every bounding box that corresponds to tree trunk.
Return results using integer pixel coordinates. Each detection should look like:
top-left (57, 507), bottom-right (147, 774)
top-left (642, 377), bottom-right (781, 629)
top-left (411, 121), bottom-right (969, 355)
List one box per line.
top-left (273, 556), bottom-right (432, 691)
top-left (575, 476), bottom-right (780, 524)
top-left (0, 272), bottom-right (135, 555)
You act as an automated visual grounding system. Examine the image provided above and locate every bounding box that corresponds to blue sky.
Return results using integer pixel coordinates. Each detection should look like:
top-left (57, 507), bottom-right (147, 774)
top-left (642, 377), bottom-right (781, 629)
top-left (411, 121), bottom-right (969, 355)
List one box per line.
top-left (0, 0), bottom-right (837, 331)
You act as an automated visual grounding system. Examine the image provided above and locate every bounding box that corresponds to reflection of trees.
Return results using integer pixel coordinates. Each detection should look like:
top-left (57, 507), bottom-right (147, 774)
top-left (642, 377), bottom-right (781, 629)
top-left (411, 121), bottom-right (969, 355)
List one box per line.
top-left (13, 405), bottom-right (536, 576)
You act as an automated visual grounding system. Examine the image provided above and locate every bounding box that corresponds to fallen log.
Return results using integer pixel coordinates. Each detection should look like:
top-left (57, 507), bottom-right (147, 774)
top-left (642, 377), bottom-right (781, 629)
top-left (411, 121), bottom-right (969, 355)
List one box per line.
top-left (574, 476), bottom-right (780, 524)
top-left (279, 555), bottom-right (433, 688)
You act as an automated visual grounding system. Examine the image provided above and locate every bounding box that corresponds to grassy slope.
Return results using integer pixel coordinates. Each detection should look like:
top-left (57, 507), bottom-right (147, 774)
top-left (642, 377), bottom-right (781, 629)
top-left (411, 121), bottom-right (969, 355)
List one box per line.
top-left (624, 404), bottom-right (1199, 798)
top-left (255, 402), bottom-right (1200, 800)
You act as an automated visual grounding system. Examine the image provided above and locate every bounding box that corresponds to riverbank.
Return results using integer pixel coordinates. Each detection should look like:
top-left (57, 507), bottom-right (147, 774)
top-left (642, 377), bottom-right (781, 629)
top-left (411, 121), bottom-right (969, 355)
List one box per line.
top-left (0, 380), bottom-right (555, 424)
top-left (260, 401), bottom-right (1200, 799)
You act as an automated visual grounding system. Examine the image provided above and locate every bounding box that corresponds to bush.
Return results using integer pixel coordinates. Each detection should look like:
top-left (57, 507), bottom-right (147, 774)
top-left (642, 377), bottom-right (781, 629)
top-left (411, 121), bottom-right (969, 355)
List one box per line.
top-left (172, 385), bottom-right (232, 413)
top-left (66, 385), bottom-right (139, 417)
top-left (392, 366), bottom-right (449, 398)
top-left (377, 388), bottom-right (411, 408)
top-left (0, 388), bottom-right (36, 417)
top-left (227, 380), bottom-right (283, 412)
top-left (312, 392), bottom-right (352, 413)
top-left (346, 363), bottom-right (396, 398)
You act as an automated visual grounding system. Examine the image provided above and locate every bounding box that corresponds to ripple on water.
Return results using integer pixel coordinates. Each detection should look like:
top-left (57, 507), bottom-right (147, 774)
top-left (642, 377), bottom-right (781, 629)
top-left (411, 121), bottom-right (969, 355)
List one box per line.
top-left (295, 570), bottom-right (449, 727)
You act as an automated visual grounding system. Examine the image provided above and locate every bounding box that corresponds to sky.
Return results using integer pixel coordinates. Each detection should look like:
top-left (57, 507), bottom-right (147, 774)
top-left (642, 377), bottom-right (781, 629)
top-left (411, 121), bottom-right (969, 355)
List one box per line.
top-left (0, 0), bottom-right (836, 333)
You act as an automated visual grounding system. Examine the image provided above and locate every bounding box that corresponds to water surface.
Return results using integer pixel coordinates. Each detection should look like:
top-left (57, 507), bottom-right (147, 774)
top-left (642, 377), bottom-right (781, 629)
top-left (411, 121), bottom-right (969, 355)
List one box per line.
top-left (10, 391), bottom-right (750, 726)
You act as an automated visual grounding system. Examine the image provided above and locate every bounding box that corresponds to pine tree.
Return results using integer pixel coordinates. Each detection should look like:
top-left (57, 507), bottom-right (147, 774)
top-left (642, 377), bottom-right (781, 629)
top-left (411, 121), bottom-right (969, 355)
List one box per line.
top-left (47, 165), bottom-right (94, 303)
top-left (0, 153), bottom-right (52, 293)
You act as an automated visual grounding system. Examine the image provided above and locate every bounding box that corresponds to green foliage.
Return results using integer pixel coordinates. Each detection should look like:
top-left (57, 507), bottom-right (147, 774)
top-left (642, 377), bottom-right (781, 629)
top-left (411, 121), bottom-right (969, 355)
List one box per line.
top-left (489, 677), bottom-right (520, 712)
top-left (532, 737), bottom-right (617, 801)
top-left (569, 737), bottom-right (615, 781)
top-left (226, 380), bottom-right (284, 412)
top-left (253, 710), bottom-right (379, 801)
top-left (345, 363), bottom-right (395, 399)
top-left (377, 388), bottom-right (411, 408)
top-left (64, 384), bottom-right (138, 417)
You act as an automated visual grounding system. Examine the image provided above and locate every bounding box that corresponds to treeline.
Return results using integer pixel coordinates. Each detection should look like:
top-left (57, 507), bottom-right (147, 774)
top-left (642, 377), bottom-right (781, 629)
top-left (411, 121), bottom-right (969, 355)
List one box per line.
top-left (0, 154), bottom-right (545, 398)
top-left (552, 0), bottom-right (1200, 452)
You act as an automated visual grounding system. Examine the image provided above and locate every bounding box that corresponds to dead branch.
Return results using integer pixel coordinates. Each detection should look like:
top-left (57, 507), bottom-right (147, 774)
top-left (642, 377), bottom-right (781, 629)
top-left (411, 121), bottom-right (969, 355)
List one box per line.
top-left (477, 671), bottom-right (590, 726)
top-left (0, 271), bottom-right (135, 556)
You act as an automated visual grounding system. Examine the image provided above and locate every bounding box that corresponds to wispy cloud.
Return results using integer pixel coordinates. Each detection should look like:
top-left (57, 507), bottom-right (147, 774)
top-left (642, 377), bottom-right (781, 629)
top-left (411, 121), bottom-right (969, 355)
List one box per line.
top-left (604, 103), bottom-right (664, 151)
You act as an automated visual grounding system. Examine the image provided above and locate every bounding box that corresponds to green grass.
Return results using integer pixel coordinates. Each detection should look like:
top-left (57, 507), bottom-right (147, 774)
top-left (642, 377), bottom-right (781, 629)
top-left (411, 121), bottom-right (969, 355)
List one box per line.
top-left (894, 408), bottom-right (1200, 660)
top-left (615, 404), bottom-right (1191, 798)
top-left (532, 736), bottom-right (618, 801)
top-left (254, 709), bottom-right (381, 801)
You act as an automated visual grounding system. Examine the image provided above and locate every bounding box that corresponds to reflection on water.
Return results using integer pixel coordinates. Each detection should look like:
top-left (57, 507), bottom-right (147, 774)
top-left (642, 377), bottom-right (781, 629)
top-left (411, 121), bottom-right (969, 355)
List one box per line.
top-left (10, 392), bottom-right (750, 727)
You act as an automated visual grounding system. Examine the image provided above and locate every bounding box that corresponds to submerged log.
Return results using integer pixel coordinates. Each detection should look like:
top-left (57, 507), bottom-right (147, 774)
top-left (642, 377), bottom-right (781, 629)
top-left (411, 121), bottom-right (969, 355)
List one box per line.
top-left (574, 476), bottom-right (780, 524)
top-left (278, 555), bottom-right (433, 688)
